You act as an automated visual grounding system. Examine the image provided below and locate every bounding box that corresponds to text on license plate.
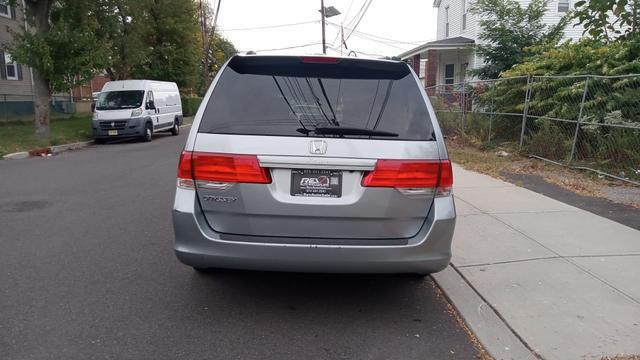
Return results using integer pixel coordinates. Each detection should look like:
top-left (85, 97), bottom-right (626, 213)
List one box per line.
top-left (290, 169), bottom-right (342, 198)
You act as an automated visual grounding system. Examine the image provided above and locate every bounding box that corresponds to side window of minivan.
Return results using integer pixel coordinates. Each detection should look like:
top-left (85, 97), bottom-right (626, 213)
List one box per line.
top-left (146, 91), bottom-right (155, 110)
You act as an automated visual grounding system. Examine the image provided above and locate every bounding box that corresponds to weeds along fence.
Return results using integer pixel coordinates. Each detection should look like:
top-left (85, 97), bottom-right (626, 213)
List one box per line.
top-left (426, 74), bottom-right (640, 185)
top-left (0, 94), bottom-right (77, 123)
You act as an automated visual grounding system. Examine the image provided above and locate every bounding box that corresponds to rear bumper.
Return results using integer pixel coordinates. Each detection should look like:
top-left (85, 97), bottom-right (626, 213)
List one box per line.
top-left (92, 118), bottom-right (145, 138)
top-left (172, 190), bottom-right (456, 274)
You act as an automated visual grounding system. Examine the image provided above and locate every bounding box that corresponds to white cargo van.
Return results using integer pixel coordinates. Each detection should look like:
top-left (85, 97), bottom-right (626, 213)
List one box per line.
top-left (92, 80), bottom-right (183, 142)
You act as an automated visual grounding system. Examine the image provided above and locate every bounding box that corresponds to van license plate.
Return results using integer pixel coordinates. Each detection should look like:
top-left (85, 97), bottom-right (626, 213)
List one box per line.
top-left (291, 169), bottom-right (342, 198)
top-left (108, 130), bottom-right (118, 136)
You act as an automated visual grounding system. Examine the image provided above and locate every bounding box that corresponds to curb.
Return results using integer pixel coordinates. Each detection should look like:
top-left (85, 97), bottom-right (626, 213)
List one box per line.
top-left (3, 140), bottom-right (94, 160)
top-left (432, 266), bottom-right (539, 360)
top-left (50, 140), bottom-right (94, 154)
top-left (3, 123), bottom-right (192, 160)
top-left (2, 151), bottom-right (30, 160)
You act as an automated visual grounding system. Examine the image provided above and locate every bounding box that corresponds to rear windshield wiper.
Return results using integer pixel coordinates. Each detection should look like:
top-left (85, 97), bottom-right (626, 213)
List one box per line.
top-left (298, 126), bottom-right (398, 137)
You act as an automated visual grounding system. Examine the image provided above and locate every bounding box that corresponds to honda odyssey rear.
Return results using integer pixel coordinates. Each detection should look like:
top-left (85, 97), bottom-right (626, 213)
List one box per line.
top-left (172, 55), bottom-right (455, 274)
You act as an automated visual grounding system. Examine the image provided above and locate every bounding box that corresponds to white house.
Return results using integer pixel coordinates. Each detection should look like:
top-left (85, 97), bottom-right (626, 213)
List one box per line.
top-left (400, 0), bottom-right (584, 87)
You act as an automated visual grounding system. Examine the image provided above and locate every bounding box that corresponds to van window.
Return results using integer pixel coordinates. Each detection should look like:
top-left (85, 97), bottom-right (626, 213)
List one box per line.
top-left (96, 91), bottom-right (145, 110)
top-left (146, 91), bottom-right (154, 107)
top-left (198, 57), bottom-right (435, 141)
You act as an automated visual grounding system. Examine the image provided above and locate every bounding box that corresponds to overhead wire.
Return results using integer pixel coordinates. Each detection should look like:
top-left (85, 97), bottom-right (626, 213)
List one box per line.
top-left (242, 42), bottom-right (323, 53)
top-left (219, 20), bottom-right (319, 32)
top-left (344, 0), bottom-right (373, 41)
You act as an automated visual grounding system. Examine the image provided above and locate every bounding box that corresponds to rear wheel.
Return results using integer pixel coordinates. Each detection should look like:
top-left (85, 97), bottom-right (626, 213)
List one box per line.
top-left (193, 266), bottom-right (212, 273)
top-left (171, 119), bottom-right (180, 136)
top-left (143, 123), bottom-right (153, 142)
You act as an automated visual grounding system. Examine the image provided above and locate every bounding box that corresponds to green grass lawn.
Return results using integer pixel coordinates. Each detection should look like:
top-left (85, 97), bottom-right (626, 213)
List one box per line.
top-left (0, 116), bottom-right (93, 157)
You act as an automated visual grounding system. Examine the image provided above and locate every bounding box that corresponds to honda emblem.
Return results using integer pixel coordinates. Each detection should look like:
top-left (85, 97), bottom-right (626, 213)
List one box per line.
top-left (309, 140), bottom-right (327, 155)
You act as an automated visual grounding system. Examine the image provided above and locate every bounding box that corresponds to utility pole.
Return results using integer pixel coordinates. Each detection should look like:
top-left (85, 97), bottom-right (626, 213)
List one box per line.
top-left (321, 0), bottom-right (327, 54)
top-left (199, 0), bottom-right (209, 87)
top-left (319, 3), bottom-right (340, 55)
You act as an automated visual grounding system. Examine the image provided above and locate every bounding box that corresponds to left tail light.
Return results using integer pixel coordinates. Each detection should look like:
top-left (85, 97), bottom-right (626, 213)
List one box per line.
top-left (177, 151), bottom-right (272, 190)
top-left (361, 159), bottom-right (453, 197)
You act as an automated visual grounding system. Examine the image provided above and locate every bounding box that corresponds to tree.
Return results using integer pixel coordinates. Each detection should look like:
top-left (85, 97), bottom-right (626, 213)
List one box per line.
top-left (470, 0), bottom-right (569, 79)
top-left (203, 33), bottom-right (236, 89)
top-left (131, 0), bottom-right (201, 89)
top-left (96, 0), bottom-right (153, 80)
top-left (8, 0), bottom-right (109, 141)
top-left (573, 0), bottom-right (640, 41)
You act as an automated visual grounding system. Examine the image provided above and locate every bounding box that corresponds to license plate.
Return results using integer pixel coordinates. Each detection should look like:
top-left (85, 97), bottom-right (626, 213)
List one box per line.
top-left (108, 130), bottom-right (118, 136)
top-left (291, 169), bottom-right (342, 198)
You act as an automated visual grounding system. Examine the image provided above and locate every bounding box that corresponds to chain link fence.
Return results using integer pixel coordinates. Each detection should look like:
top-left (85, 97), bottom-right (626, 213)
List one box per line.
top-left (0, 94), bottom-right (77, 123)
top-left (427, 74), bottom-right (640, 185)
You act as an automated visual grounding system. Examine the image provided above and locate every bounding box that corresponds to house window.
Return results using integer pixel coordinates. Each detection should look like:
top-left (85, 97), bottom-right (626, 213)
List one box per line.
top-left (557, 0), bottom-right (570, 13)
top-left (4, 53), bottom-right (18, 80)
top-left (0, 2), bottom-right (9, 18)
top-left (462, 0), bottom-right (467, 30)
top-left (444, 64), bottom-right (455, 85)
top-left (445, 6), bottom-right (450, 37)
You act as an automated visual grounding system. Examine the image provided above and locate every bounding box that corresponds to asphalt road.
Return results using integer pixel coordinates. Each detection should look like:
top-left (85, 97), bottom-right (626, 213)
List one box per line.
top-left (0, 129), bottom-right (480, 360)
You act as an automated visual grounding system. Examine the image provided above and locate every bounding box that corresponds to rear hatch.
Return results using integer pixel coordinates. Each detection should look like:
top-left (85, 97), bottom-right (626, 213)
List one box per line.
top-left (189, 55), bottom-right (446, 240)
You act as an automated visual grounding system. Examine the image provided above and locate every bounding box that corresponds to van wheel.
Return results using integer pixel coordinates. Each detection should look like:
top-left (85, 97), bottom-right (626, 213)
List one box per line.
top-left (143, 123), bottom-right (153, 142)
top-left (171, 120), bottom-right (180, 136)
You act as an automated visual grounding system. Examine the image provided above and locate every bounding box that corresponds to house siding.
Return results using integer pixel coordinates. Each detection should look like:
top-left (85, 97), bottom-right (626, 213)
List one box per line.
top-left (0, 1), bottom-right (33, 98)
top-left (436, 0), bottom-right (585, 44)
top-left (436, 0), bottom-right (480, 41)
top-left (430, 0), bottom-right (586, 84)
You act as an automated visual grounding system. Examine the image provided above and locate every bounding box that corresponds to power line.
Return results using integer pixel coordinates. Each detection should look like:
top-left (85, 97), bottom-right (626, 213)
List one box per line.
top-left (344, 0), bottom-right (373, 41)
top-left (344, 0), bottom-right (370, 29)
top-left (326, 45), bottom-right (386, 58)
top-left (243, 42), bottom-right (323, 53)
top-left (327, 21), bottom-right (431, 45)
top-left (342, 0), bottom-right (356, 23)
top-left (219, 20), bottom-right (319, 32)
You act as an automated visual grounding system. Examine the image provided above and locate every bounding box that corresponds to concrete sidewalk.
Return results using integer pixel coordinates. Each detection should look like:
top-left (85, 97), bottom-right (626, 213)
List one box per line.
top-left (434, 164), bottom-right (640, 360)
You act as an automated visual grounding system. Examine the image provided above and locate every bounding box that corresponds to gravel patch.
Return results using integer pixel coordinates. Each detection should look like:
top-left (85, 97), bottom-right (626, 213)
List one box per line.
top-left (600, 186), bottom-right (640, 208)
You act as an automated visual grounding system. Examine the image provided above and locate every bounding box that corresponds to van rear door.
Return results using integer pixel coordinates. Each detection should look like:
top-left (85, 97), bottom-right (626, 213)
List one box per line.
top-left (189, 56), bottom-right (446, 241)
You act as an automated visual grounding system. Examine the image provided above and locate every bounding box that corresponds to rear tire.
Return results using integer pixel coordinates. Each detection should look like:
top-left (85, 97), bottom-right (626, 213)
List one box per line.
top-left (143, 123), bottom-right (153, 142)
top-left (171, 120), bottom-right (180, 136)
top-left (193, 266), bottom-right (211, 273)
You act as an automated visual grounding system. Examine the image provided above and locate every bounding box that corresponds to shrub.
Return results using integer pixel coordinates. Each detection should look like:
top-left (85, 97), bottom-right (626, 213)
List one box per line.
top-left (525, 120), bottom-right (572, 160)
top-left (181, 97), bottom-right (202, 117)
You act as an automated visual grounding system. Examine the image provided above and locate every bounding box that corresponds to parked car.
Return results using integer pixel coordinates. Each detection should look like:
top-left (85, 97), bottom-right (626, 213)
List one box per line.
top-left (92, 80), bottom-right (183, 142)
top-left (172, 55), bottom-right (455, 275)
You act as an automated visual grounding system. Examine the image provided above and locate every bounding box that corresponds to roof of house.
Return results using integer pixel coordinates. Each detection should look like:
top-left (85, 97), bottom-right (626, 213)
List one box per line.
top-left (398, 37), bottom-right (475, 59)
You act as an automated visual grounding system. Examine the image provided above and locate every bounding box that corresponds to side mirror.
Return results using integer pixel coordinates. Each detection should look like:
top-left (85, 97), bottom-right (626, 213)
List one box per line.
top-left (146, 100), bottom-right (155, 110)
top-left (91, 103), bottom-right (96, 113)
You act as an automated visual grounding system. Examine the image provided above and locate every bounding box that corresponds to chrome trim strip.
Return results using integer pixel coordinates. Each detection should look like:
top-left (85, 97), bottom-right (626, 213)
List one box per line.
top-left (258, 155), bottom-right (376, 170)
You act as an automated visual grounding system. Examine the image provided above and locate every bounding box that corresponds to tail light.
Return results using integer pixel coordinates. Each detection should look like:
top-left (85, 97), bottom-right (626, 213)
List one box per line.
top-left (300, 56), bottom-right (341, 64)
top-left (362, 160), bottom-right (453, 197)
top-left (177, 151), bottom-right (271, 190)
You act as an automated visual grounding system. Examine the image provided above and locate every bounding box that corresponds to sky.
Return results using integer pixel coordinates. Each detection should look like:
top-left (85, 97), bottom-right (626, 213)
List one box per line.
top-left (212, 0), bottom-right (438, 58)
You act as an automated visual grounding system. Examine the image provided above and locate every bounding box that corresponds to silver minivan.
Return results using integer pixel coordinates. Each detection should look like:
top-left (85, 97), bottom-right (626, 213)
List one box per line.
top-left (172, 55), bottom-right (455, 275)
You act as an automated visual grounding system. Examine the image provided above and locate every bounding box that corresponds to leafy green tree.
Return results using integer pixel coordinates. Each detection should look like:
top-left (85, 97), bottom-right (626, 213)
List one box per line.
top-left (573, 0), bottom-right (640, 41)
top-left (95, 0), bottom-right (153, 80)
top-left (7, 0), bottom-right (110, 141)
top-left (470, 0), bottom-right (569, 79)
top-left (202, 33), bottom-right (237, 90)
top-left (132, 0), bottom-right (201, 89)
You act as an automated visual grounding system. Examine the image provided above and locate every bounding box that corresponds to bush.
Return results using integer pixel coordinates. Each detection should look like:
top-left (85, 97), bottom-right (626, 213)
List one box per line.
top-left (525, 120), bottom-right (572, 160)
top-left (181, 97), bottom-right (202, 117)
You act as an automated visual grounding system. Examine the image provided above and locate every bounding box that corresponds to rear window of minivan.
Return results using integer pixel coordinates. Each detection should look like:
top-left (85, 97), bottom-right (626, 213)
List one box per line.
top-left (198, 56), bottom-right (435, 141)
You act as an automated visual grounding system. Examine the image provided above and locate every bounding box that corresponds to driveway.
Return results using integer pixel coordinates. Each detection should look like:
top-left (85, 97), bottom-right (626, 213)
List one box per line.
top-left (0, 131), bottom-right (481, 360)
